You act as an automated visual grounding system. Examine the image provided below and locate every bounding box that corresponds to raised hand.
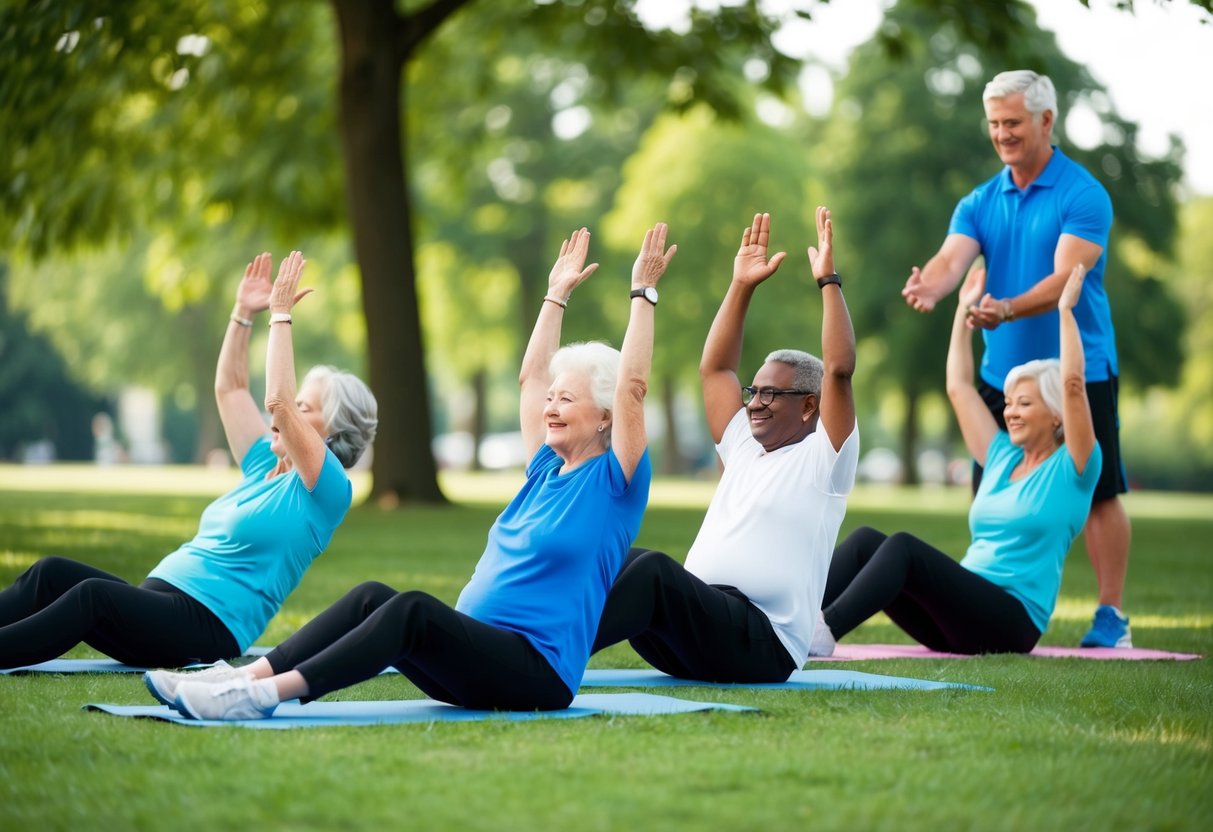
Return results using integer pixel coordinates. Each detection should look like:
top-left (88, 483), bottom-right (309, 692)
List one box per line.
top-left (1058, 263), bottom-right (1086, 312)
top-left (548, 227), bottom-right (600, 301)
top-left (806, 206), bottom-right (834, 280)
top-left (632, 222), bottom-right (677, 288)
top-left (733, 212), bottom-right (786, 287)
top-left (235, 252), bottom-right (274, 315)
top-left (269, 250), bottom-right (313, 314)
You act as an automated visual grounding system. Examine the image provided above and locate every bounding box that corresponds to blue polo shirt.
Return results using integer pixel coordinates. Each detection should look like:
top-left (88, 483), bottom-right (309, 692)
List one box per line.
top-left (950, 146), bottom-right (1117, 387)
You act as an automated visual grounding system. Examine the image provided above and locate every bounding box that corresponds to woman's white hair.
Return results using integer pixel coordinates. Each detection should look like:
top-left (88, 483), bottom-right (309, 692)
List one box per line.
top-left (549, 341), bottom-right (620, 412)
top-left (1003, 358), bottom-right (1063, 440)
top-left (764, 349), bottom-right (824, 396)
top-left (983, 70), bottom-right (1058, 125)
top-left (302, 365), bottom-right (378, 468)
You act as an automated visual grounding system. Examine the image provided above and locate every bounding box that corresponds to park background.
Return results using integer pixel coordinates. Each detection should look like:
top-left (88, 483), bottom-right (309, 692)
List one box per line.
top-left (2, 3), bottom-right (1211, 830)
top-left (2, 0), bottom-right (1211, 498)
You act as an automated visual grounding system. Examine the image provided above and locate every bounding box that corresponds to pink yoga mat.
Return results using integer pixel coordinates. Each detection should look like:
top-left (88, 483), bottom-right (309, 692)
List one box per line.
top-left (809, 643), bottom-right (1202, 661)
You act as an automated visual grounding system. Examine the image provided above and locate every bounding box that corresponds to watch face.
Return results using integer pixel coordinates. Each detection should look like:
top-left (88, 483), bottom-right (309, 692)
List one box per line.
top-left (644, 287), bottom-right (658, 303)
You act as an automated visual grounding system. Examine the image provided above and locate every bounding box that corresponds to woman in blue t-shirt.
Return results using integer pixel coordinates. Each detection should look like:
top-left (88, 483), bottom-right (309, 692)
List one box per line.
top-left (149, 224), bottom-right (674, 720)
top-left (810, 264), bottom-right (1101, 656)
top-left (0, 252), bottom-right (377, 670)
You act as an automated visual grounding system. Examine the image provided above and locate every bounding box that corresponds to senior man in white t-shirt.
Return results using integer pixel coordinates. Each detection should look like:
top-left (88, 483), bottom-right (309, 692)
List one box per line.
top-left (591, 208), bottom-right (859, 682)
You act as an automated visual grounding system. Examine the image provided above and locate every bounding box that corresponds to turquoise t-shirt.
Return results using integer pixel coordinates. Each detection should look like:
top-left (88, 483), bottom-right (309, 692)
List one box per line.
top-left (960, 432), bottom-right (1102, 633)
top-left (455, 445), bottom-right (651, 695)
top-left (147, 436), bottom-right (352, 650)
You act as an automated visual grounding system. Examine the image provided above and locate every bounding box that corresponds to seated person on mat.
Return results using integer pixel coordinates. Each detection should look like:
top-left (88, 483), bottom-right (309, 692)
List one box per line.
top-left (0, 251), bottom-right (377, 670)
top-left (812, 263), bottom-right (1101, 656)
top-left (591, 208), bottom-right (859, 683)
top-left (146, 224), bottom-right (675, 719)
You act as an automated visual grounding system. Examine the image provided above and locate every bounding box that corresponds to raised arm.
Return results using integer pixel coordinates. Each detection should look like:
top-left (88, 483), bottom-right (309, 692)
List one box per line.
top-left (902, 234), bottom-right (982, 313)
top-left (215, 253), bottom-right (273, 465)
top-left (612, 223), bottom-right (676, 482)
top-left (519, 228), bottom-right (599, 460)
top-left (1058, 264), bottom-right (1097, 472)
top-left (966, 234), bottom-right (1103, 330)
top-left (807, 206), bottom-right (855, 451)
top-left (262, 251), bottom-right (326, 489)
top-left (700, 212), bottom-right (787, 443)
top-left (945, 267), bottom-right (999, 465)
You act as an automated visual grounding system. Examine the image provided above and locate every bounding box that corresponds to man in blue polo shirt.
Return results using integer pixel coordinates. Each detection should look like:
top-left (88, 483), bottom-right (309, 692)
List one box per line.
top-left (901, 70), bottom-right (1132, 648)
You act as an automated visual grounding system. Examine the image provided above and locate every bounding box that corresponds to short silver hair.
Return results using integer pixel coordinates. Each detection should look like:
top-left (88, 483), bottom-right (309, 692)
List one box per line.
top-left (549, 341), bottom-right (620, 412)
top-left (1003, 358), bottom-right (1063, 439)
top-left (764, 349), bottom-right (824, 396)
top-left (302, 365), bottom-right (378, 468)
top-left (983, 70), bottom-right (1058, 125)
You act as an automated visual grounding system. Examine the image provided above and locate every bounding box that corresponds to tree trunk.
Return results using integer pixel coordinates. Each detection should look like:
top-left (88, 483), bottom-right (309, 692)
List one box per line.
top-left (470, 367), bottom-right (486, 472)
top-left (332, 0), bottom-right (445, 504)
top-left (900, 386), bottom-right (920, 486)
top-left (661, 374), bottom-right (684, 475)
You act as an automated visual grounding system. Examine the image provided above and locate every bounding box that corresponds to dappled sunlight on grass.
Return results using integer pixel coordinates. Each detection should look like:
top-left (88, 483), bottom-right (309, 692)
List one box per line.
top-left (1051, 598), bottom-right (1213, 630)
top-left (1104, 724), bottom-right (1212, 754)
top-left (21, 509), bottom-right (195, 538)
top-left (0, 551), bottom-right (39, 570)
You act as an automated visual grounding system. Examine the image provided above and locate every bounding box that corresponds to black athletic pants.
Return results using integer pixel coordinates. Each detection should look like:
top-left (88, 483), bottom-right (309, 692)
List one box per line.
top-left (264, 581), bottom-right (573, 711)
top-left (591, 548), bottom-right (797, 682)
top-left (0, 556), bottom-right (239, 669)
top-left (821, 527), bottom-right (1040, 654)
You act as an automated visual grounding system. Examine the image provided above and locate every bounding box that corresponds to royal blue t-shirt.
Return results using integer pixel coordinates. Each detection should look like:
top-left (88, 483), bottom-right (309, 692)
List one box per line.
top-left (148, 436), bottom-right (351, 650)
top-left (950, 146), bottom-right (1118, 386)
top-left (455, 445), bottom-right (651, 695)
top-left (960, 432), bottom-right (1102, 633)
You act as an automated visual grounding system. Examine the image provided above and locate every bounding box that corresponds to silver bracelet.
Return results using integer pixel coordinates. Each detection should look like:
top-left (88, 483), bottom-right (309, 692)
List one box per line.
top-left (230, 313), bottom-right (253, 327)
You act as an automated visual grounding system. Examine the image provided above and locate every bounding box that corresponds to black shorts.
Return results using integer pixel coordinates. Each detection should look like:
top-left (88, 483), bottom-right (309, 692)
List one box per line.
top-left (976, 376), bottom-right (1127, 503)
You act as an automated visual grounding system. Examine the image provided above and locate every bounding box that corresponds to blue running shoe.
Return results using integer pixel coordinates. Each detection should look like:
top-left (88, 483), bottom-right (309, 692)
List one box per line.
top-left (1080, 604), bottom-right (1132, 648)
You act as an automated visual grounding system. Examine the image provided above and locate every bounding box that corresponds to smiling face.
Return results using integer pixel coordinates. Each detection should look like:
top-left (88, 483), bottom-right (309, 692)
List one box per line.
top-left (985, 92), bottom-right (1053, 176)
top-left (270, 377), bottom-right (329, 457)
top-left (746, 360), bottom-right (816, 453)
top-left (1003, 377), bottom-right (1060, 451)
top-left (544, 371), bottom-right (608, 463)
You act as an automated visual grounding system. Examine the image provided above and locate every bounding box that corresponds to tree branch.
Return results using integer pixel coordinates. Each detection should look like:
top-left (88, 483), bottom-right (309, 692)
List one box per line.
top-left (398, 0), bottom-right (472, 59)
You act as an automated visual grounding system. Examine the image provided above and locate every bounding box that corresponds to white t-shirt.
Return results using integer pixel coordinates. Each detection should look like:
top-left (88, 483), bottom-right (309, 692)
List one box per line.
top-left (684, 408), bottom-right (859, 666)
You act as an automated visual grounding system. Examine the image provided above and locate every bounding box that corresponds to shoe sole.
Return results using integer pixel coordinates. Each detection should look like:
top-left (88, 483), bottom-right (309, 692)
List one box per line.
top-left (143, 672), bottom-right (181, 710)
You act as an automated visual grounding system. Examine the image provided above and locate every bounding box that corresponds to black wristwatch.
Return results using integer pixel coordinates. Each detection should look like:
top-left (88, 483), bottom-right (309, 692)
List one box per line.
top-left (630, 286), bottom-right (659, 306)
top-left (816, 272), bottom-right (842, 289)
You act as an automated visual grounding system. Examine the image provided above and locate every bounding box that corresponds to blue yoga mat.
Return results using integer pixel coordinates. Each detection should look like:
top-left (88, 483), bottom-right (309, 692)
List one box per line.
top-left (1, 649), bottom-right (272, 675)
top-left (579, 668), bottom-right (991, 691)
top-left (84, 692), bottom-right (756, 729)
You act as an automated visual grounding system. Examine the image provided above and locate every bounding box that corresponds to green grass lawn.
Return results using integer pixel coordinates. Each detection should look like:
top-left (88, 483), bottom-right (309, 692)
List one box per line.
top-left (1, 464), bottom-right (1210, 831)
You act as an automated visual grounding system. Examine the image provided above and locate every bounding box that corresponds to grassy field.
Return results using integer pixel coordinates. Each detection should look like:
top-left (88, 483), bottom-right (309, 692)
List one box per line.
top-left (1, 464), bottom-right (1210, 831)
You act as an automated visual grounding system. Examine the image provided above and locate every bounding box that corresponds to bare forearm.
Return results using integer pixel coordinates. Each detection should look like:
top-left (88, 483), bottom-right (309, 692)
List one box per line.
top-left (820, 284), bottom-right (855, 378)
top-left (699, 281), bottom-right (753, 377)
top-left (263, 321), bottom-right (298, 414)
top-left (519, 302), bottom-right (564, 388)
top-left (215, 314), bottom-right (253, 398)
top-left (945, 303), bottom-right (975, 399)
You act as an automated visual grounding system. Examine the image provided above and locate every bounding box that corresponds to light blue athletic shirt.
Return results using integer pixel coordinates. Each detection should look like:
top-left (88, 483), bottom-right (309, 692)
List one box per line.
top-left (950, 146), bottom-right (1117, 387)
top-left (456, 445), bottom-right (651, 695)
top-left (147, 436), bottom-right (351, 650)
top-left (960, 432), bottom-right (1102, 633)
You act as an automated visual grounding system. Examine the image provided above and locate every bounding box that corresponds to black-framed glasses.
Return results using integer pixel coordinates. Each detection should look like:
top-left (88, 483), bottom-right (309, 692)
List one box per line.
top-left (741, 386), bottom-right (814, 407)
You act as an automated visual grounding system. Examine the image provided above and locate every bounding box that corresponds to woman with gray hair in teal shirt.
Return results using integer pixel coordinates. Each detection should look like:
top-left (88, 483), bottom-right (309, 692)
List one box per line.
top-left (0, 251), bottom-right (376, 670)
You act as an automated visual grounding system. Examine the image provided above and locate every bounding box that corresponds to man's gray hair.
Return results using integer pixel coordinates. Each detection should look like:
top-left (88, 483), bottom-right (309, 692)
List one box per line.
top-left (983, 70), bottom-right (1058, 125)
top-left (303, 365), bottom-right (378, 469)
top-left (549, 341), bottom-right (620, 412)
top-left (764, 349), bottom-right (824, 395)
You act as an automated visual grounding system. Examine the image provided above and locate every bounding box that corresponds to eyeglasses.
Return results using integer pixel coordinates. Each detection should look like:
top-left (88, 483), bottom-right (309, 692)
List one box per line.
top-left (741, 386), bottom-right (815, 407)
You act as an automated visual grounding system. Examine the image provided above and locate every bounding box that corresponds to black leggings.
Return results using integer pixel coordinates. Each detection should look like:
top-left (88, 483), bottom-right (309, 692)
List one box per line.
top-left (822, 527), bottom-right (1040, 654)
top-left (0, 556), bottom-right (239, 669)
top-left (591, 548), bottom-right (796, 683)
top-left (264, 581), bottom-right (572, 711)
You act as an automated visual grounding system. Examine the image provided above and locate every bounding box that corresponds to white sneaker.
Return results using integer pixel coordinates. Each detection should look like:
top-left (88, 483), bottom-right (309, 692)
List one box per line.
top-left (808, 609), bottom-right (836, 657)
top-left (144, 660), bottom-right (248, 708)
top-left (175, 675), bottom-right (279, 721)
